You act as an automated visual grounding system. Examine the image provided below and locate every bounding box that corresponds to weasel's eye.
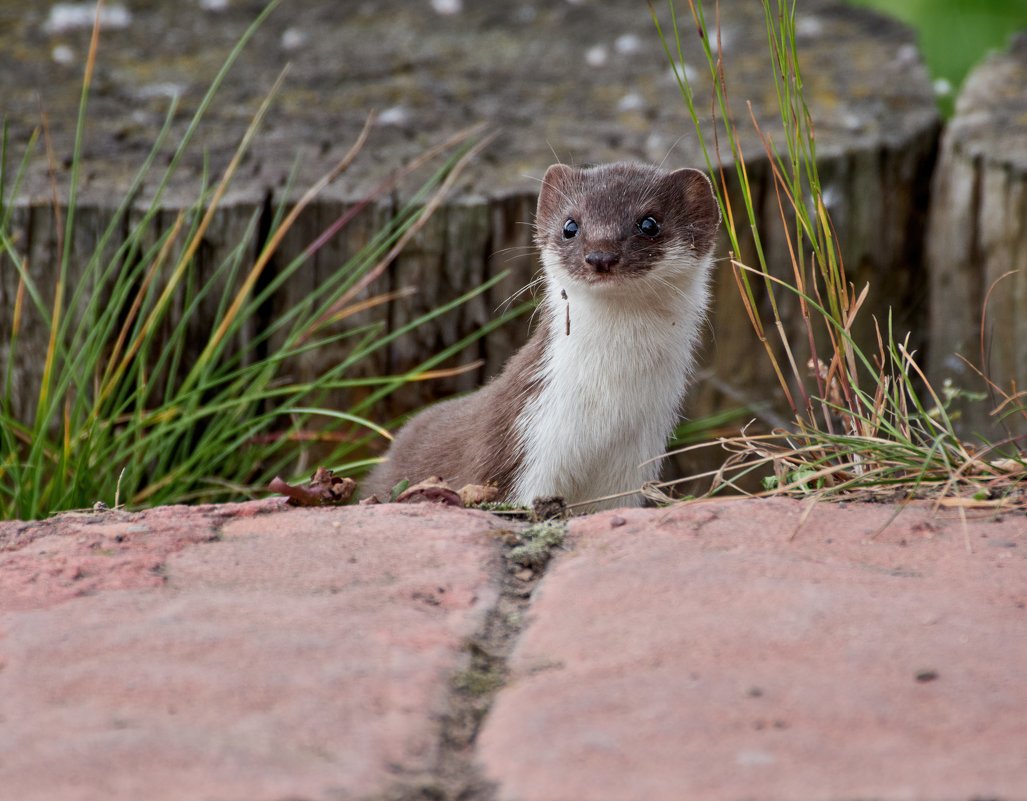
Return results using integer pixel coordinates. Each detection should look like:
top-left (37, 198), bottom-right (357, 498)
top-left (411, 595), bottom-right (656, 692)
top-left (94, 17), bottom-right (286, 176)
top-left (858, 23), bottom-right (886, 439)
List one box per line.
top-left (562, 218), bottom-right (579, 239)
top-left (638, 216), bottom-right (661, 237)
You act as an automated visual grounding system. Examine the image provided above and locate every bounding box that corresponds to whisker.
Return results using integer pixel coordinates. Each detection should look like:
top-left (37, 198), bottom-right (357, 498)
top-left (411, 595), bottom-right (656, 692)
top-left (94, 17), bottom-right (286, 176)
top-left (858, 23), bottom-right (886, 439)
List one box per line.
top-left (524, 296), bottom-right (547, 333)
top-left (658, 134), bottom-right (688, 170)
top-left (495, 271), bottom-right (545, 314)
top-left (545, 140), bottom-right (565, 167)
top-left (649, 274), bottom-right (697, 308)
top-left (523, 172), bottom-right (576, 210)
top-left (489, 244), bottom-right (537, 259)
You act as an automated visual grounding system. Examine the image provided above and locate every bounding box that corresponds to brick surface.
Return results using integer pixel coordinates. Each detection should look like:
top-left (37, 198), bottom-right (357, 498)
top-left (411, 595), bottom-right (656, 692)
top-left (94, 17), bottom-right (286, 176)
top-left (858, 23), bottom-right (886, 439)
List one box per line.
top-left (0, 503), bottom-right (502, 801)
top-left (477, 498), bottom-right (1027, 801)
top-left (3, 496), bottom-right (1025, 801)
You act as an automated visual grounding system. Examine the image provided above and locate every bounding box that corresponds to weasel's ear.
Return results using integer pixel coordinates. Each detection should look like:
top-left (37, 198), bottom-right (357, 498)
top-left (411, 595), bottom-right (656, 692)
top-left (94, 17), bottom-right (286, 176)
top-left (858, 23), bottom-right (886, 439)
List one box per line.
top-left (667, 167), bottom-right (721, 251)
top-left (537, 163), bottom-right (575, 219)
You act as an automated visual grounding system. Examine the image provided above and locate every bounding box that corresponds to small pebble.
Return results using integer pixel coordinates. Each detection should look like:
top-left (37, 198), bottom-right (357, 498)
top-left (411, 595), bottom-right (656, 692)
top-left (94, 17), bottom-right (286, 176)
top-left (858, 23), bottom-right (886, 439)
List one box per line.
top-left (51, 44), bottom-right (75, 66)
top-left (280, 27), bottom-right (308, 51)
top-left (585, 44), bottom-right (608, 68)
top-left (933, 77), bottom-right (953, 98)
top-left (430, 0), bottom-right (461, 15)
top-left (610, 515), bottom-right (626, 528)
top-left (515, 568), bottom-right (534, 581)
top-left (44, 3), bottom-right (131, 34)
top-left (795, 16), bottom-right (823, 37)
top-left (896, 43), bottom-right (920, 66)
top-left (614, 33), bottom-right (641, 54)
top-left (616, 92), bottom-right (645, 113)
top-left (915, 669), bottom-right (939, 683)
top-left (377, 105), bottom-right (411, 127)
top-left (667, 62), bottom-right (699, 85)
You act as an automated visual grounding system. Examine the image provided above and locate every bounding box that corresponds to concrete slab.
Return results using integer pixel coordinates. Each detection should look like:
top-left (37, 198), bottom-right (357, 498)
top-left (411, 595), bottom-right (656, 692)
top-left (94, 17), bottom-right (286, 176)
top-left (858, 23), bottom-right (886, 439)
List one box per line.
top-left (477, 498), bottom-right (1027, 801)
top-left (0, 502), bottom-right (503, 801)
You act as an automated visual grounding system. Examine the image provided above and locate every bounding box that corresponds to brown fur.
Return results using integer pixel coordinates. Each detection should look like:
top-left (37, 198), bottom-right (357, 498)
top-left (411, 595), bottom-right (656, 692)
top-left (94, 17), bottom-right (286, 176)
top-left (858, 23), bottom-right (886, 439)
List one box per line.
top-left (362, 320), bottom-right (548, 499)
top-left (535, 162), bottom-right (719, 277)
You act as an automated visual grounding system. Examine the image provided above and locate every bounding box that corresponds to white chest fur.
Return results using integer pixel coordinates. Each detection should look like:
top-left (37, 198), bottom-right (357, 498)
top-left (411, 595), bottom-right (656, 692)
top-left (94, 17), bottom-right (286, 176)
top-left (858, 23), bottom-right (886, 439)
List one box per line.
top-left (511, 253), bottom-right (711, 510)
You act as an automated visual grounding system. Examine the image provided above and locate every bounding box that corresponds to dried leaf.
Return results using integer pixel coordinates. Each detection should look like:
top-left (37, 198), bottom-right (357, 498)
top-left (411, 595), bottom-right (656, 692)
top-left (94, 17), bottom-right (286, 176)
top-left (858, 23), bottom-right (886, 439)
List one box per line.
top-left (458, 483), bottom-right (500, 506)
top-left (395, 476), bottom-right (463, 506)
top-left (270, 467), bottom-right (356, 507)
top-left (937, 496), bottom-right (1009, 509)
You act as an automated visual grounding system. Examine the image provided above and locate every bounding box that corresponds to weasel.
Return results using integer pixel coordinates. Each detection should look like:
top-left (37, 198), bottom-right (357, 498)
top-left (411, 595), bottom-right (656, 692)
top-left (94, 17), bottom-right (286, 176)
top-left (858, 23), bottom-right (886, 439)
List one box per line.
top-left (363, 162), bottom-right (720, 511)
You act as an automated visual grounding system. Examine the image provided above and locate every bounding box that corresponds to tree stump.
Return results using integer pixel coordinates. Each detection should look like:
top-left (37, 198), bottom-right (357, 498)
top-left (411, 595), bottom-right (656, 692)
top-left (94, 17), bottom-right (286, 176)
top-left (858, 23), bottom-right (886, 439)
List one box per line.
top-left (0, 1), bottom-right (940, 475)
top-left (926, 34), bottom-right (1027, 443)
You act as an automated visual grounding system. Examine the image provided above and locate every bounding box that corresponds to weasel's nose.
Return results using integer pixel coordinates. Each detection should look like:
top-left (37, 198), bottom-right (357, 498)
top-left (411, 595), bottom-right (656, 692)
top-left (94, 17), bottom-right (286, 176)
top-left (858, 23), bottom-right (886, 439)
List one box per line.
top-left (585, 251), bottom-right (620, 273)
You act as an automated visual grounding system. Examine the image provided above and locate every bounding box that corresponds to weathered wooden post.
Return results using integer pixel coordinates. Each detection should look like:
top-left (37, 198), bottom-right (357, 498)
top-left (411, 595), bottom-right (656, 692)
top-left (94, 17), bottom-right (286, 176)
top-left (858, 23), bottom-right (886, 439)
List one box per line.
top-left (926, 34), bottom-right (1027, 443)
top-left (1, 1), bottom-right (940, 477)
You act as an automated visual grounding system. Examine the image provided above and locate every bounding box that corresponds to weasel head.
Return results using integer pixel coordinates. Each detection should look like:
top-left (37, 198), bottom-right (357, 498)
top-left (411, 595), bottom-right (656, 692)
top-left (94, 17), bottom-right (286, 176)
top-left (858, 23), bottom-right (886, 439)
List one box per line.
top-left (534, 162), bottom-right (720, 297)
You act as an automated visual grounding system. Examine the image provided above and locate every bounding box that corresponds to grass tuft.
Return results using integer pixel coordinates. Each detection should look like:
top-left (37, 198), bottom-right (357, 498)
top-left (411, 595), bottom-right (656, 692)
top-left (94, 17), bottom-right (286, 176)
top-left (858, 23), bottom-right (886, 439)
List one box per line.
top-left (0, 6), bottom-right (524, 520)
top-left (650, 0), bottom-right (1026, 511)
